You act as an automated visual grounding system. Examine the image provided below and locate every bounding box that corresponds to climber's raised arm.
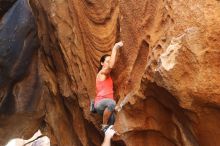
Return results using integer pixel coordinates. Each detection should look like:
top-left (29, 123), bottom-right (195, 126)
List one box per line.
top-left (109, 41), bottom-right (123, 68)
top-left (100, 41), bottom-right (123, 75)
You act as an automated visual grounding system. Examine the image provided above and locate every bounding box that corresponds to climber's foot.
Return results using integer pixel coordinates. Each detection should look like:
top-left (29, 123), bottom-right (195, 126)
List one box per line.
top-left (101, 124), bottom-right (110, 133)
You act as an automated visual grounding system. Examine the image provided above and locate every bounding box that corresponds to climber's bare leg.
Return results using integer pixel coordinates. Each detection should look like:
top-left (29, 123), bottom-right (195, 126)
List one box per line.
top-left (103, 108), bottom-right (112, 125)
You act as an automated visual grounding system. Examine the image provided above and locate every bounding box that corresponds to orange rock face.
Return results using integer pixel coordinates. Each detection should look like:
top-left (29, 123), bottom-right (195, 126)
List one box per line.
top-left (1, 0), bottom-right (220, 146)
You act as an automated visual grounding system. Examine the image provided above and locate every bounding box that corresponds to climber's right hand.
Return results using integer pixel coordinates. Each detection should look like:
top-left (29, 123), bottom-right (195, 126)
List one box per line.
top-left (114, 41), bottom-right (123, 49)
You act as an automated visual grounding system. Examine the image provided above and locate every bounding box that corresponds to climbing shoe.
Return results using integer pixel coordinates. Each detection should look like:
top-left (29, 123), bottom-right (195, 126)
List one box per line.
top-left (101, 124), bottom-right (110, 133)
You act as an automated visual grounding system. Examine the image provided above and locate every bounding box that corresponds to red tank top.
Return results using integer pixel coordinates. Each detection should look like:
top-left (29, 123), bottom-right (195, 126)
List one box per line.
top-left (95, 76), bottom-right (114, 105)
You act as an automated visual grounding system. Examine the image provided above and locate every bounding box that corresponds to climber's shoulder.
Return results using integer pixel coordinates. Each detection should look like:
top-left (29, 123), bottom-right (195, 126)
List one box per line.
top-left (99, 66), bottom-right (112, 75)
top-left (97, 68), bottom-right (112, 81)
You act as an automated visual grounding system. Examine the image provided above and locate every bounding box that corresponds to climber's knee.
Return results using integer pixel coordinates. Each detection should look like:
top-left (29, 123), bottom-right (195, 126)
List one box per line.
top-left (106, 100), bottom-right (116, 112)
top-left (95, 98), bottom-right (116, 115)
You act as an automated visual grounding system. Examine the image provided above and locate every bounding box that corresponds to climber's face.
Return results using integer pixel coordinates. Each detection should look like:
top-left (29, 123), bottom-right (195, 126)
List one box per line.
top-left (101, 56), bottom-right (111, 68)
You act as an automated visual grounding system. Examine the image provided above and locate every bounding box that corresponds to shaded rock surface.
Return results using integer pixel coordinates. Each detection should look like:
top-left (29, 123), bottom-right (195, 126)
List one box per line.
top-left (0, 0), bottom-right (17, 18)
top-left (0, 0), bottom-right (220, 146)
top-left (0, 0), bottom-right (42, 145)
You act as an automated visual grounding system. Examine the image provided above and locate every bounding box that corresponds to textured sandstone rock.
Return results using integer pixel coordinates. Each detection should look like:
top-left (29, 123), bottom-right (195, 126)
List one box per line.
top-left (0, 0), bottom-right (220, 146)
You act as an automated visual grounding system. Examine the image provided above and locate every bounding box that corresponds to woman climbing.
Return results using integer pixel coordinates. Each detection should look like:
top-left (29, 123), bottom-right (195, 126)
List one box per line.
top-left (94, 41), bottom-right (123, 132)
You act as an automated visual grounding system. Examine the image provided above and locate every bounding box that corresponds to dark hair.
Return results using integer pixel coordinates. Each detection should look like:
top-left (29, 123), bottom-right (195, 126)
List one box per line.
top-left (98, 54), bottom-right (110, 72)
